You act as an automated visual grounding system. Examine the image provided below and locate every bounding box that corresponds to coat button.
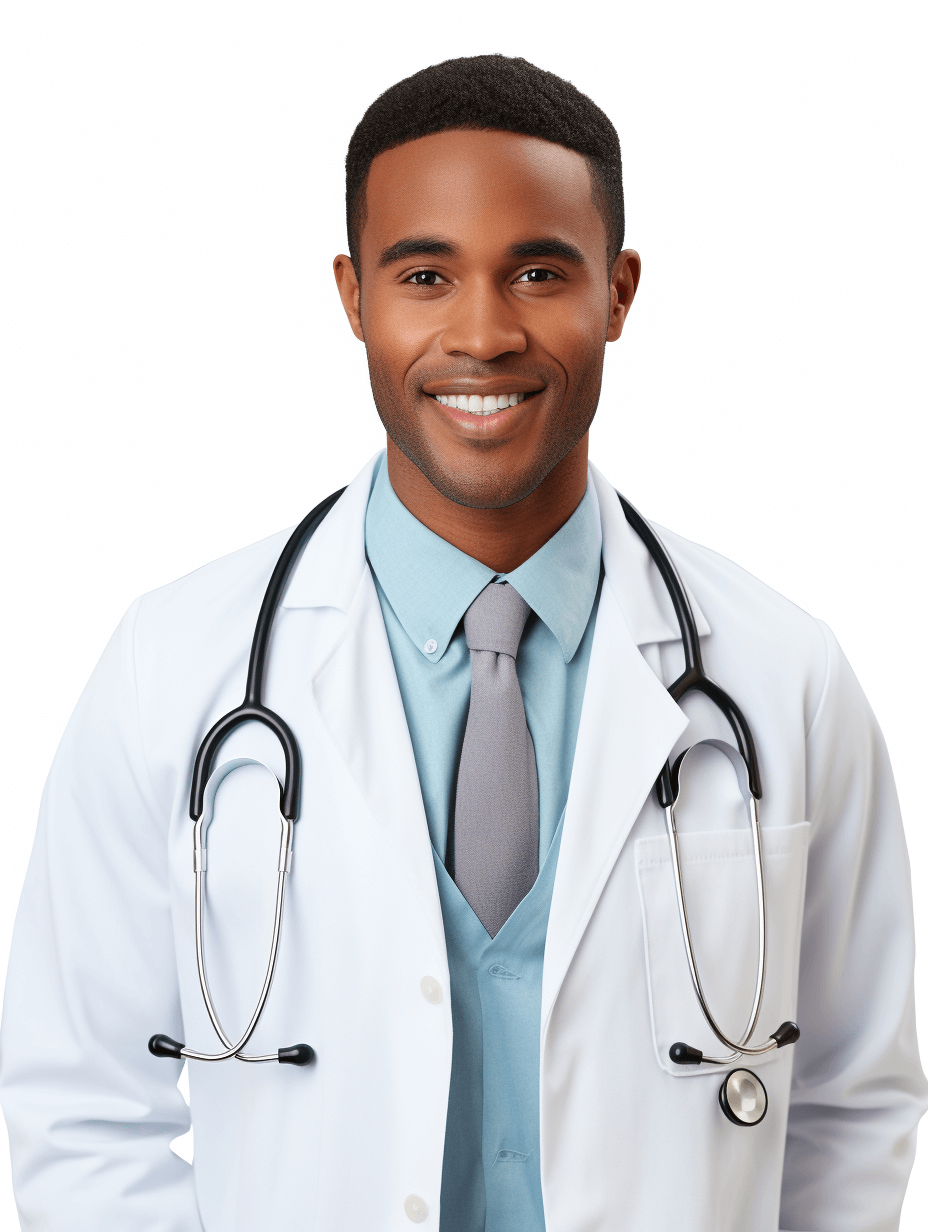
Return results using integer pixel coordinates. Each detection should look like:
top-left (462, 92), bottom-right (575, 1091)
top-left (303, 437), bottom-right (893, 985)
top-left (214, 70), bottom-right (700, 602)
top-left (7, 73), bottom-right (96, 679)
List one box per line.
top-left (420, 976), bottom-right (443, 1004)
top-left (404, 1193), bottom-right (428, 1222)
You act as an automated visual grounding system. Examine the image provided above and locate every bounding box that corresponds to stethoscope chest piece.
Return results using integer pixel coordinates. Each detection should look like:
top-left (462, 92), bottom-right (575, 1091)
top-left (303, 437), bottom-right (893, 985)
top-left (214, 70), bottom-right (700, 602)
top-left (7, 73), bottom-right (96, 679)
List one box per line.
top-left (719, 1068), bottom-right (767, 1127)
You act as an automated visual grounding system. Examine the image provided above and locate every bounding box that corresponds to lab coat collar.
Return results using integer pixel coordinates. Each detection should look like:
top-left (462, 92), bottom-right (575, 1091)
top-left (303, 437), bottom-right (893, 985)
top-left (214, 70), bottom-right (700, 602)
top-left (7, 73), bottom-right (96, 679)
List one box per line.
top-left (292, 462), bottom-right (448, 955)
top-left (280, 454), bottom-right (378, 613)
top-left (540, 468), bottom-right (706, 1030)
top-left (589, 462), bottom-right (711, 647)
top-left (282, 454), bottom-right (710, 652)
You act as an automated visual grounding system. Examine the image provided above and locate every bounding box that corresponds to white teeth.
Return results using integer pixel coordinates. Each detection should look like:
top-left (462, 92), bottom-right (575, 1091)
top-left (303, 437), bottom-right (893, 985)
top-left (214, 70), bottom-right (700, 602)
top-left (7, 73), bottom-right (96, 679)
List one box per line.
top-left (434, 392), bottom-right (527, 415)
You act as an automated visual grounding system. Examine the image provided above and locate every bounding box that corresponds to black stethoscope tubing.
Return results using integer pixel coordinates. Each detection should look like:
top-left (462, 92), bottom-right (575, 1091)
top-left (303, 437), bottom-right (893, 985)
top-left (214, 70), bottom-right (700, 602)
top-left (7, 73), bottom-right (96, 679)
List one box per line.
top-left (191, 488), bottom-right (760, 823)
top-left (151, 484), bottom-right (797, 1117)
top-left (616, 495), bottom-right (761, 807)
top-left (189, 486), bottom-right (346, 824)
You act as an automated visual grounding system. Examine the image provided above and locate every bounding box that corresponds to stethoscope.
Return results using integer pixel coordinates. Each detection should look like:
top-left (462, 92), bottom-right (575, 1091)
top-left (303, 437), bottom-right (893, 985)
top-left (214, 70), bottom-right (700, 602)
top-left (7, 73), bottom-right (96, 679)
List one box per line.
top-left (149, 486), bottom-right (799, 1126)
top-left (620, 497), bottom-right (800, 1126)
top-left (148, 485), bottom-right (344, 1070)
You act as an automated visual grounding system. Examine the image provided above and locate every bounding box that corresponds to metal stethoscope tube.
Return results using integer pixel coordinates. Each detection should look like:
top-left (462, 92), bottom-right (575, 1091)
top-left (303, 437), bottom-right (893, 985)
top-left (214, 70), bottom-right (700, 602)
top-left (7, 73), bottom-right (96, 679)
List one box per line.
top-left (663, 740), bottom-right (790, 1067)
top-left (186, 790), bottom-right (294, 1063)
top-left (149, 757), bottom-right (313, 1067)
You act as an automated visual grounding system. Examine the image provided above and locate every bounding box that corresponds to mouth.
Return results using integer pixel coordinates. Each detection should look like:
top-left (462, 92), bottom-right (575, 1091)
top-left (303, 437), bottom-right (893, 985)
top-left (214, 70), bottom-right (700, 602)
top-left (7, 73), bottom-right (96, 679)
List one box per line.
top-left (428, 390), bottom-right (539, 417)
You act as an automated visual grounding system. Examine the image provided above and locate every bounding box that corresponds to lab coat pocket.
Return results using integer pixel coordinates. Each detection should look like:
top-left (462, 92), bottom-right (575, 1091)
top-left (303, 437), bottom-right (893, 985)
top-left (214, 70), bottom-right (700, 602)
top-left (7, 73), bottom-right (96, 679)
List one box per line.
top-left (636, 822), bottom-right (810, 1075)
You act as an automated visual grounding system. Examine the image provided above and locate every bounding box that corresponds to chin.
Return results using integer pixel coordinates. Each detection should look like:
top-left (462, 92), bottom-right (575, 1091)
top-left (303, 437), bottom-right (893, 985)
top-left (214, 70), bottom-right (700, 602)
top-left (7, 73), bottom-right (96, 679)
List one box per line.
top-left (408, 446), bottom-right (560, 511)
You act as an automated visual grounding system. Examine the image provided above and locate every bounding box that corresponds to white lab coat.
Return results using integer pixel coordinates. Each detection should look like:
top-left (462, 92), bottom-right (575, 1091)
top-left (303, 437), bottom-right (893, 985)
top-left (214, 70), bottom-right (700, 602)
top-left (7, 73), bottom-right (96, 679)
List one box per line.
top-left (1, 455), bottom-right (925, 1232)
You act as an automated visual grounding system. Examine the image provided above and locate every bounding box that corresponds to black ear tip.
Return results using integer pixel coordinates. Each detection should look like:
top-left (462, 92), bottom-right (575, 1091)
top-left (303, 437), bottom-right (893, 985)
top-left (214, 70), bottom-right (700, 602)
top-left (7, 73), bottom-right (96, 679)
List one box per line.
top-left (772, 1021), bottom-right (800, 1048)
top-left (669, 1041), bottom-right (704, 1065)
top-left (278, 1043), bottom-right (316, 1066)
top-left (149, 1034), bottom-right (185, 1060)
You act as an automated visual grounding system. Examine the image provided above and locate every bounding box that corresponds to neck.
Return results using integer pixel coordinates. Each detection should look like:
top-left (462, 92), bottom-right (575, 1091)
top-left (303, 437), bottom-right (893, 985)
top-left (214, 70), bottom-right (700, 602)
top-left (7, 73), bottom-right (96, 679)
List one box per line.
top-left (386, 437), bottom-right (590, 573)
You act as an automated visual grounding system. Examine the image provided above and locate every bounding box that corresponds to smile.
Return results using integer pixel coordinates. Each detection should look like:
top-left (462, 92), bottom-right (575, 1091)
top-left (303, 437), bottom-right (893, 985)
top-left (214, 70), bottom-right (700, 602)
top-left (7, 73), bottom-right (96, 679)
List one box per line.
top-left (431, 392), bottom-right (531, 416)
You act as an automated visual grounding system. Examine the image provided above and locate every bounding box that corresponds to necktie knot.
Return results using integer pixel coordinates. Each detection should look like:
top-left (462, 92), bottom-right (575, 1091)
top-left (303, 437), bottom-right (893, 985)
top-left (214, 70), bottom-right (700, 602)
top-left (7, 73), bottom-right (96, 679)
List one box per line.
top-left (463, 582), bottom-right (530, 659)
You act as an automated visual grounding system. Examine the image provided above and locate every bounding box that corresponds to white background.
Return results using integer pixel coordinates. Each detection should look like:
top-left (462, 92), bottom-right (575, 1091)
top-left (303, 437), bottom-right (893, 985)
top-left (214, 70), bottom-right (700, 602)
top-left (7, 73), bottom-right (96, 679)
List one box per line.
top-left (1, 1), bottom-right (925, 1226)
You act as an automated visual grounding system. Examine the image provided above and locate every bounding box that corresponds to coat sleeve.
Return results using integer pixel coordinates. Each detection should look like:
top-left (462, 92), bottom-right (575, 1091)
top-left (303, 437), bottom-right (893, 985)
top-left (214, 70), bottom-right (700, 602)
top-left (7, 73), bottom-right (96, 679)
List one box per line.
top-left (780, 620), bottom-right (927, 1232)
top-left (0, 598), bottom-right (203, 1230)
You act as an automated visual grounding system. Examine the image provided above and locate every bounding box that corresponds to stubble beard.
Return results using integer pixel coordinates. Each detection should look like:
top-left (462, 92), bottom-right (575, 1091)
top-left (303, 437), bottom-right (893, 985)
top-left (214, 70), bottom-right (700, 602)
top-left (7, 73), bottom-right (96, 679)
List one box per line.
top-left (365, 351), bottom-right (605, 511)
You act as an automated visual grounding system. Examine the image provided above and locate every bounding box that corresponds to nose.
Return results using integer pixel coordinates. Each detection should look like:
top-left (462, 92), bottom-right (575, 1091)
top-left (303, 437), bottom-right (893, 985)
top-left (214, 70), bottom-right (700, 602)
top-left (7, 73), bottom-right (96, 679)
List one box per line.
top-left (440, 279), bottom-right (527, 360)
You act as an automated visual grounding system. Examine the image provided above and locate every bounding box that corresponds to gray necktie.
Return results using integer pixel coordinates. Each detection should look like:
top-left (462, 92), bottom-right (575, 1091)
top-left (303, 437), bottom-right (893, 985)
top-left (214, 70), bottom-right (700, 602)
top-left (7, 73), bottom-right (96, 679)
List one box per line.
top-left (452, 582), bottom-right (539, 938)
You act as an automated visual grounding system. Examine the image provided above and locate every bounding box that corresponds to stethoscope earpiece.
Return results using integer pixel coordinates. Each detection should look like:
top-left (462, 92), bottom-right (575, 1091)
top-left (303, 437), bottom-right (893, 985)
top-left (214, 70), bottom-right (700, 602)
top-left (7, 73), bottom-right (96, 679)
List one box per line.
top-left (719, 1069), bottom-right (768, 1127)
top-left (278, 1044), bottom-right (316, 1066)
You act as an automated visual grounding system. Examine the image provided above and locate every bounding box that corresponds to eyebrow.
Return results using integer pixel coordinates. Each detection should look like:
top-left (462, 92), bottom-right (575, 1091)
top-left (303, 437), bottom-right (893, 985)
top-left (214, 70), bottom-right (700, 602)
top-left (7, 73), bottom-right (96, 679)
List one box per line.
top-left (507, 238), bottom-right (586, 264)
top-left (379, 236), bottom-right (458, 266)
top-left (377, 234), bottom-right (587, 268)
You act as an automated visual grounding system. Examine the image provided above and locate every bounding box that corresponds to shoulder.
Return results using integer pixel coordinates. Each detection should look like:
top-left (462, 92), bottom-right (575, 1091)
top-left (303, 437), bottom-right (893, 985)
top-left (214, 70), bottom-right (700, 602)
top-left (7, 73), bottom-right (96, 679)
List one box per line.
top-left (123, 465), bottom-right (371, 708)
top-left (658, 524), bottom-right (821, 642)
top-left (132, 526), bottom-right (296, 653)
top-left (120, 528), bottom-right (311, 742)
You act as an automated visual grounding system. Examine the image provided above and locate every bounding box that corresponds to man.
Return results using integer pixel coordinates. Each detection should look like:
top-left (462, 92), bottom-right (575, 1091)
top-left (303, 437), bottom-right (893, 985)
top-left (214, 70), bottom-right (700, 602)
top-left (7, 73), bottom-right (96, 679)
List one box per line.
top-left (1, 54), bottom-right (925, 1231)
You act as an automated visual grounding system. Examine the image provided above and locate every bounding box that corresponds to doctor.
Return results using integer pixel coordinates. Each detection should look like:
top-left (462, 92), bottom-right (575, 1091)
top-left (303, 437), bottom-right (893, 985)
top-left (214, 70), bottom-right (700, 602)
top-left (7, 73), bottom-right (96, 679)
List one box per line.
top-left (1, 54), bottom-right (925, 1232)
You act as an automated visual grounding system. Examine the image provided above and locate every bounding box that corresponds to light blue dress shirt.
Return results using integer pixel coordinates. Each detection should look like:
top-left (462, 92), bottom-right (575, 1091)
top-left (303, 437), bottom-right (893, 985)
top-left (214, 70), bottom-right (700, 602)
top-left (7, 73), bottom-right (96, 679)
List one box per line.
top-left (365, 455), bottom-right (602, 1231)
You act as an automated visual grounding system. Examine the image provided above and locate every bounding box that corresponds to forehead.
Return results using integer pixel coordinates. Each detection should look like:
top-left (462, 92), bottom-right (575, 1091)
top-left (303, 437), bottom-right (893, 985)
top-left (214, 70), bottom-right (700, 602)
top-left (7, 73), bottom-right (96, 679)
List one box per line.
top-left (361, 129), bottom-right (607, 260)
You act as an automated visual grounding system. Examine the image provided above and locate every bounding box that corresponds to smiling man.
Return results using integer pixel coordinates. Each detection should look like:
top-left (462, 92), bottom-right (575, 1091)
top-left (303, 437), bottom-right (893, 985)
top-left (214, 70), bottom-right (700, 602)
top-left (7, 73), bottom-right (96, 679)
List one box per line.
top-left (1, 54), bottom-right (925, 1232)
top-left (334, 119), bottom-right (634, 553)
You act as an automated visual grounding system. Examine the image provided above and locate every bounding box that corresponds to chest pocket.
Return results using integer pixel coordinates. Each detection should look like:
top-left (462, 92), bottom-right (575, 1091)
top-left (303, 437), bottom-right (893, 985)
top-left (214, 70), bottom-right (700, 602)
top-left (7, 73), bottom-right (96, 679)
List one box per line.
top-left (636, 820), bottom-right (810, 1076)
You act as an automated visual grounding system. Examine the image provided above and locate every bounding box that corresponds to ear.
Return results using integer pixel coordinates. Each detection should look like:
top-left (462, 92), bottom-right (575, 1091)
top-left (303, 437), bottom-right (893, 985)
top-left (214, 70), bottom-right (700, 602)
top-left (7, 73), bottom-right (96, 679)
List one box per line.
top-left (606, 250), bottom-right (641, 342)
top-left (333, 255), bottom-right (364, 341)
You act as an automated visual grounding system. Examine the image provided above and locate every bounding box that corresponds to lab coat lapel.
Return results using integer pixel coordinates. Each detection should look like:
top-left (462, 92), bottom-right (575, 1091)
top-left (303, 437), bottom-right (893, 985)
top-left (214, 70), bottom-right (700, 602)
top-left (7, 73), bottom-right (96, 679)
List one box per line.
top-left (294, 465), bottom-right (446, 951)
top-left (541, 474), bottom-right (691, 1028)
top-left (286, 456), bottom-right (700, 1018)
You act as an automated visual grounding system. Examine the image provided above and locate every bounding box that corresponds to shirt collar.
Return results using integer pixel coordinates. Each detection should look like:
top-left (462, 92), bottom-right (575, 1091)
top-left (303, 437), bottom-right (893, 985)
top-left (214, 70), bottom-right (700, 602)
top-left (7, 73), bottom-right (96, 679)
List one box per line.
top-left (365, 456), bottom-right (494, 662)
top-left (504, 479), bottom-right (602, 662)
top-left (364, 454), bottom-right (602, 664)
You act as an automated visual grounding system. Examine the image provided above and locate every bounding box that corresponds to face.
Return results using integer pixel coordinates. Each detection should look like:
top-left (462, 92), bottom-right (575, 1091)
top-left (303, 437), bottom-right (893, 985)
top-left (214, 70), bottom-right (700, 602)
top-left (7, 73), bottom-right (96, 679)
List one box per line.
top-left (334, 129), bottom-right (639, 510)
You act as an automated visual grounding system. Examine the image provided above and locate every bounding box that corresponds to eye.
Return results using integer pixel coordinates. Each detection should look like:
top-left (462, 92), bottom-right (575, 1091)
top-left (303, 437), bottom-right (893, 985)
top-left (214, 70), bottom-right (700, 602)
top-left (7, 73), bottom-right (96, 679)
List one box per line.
top-left (406, 270), bottom-right (446, 286)
top-left (515, 268), bottom-right (560, 283)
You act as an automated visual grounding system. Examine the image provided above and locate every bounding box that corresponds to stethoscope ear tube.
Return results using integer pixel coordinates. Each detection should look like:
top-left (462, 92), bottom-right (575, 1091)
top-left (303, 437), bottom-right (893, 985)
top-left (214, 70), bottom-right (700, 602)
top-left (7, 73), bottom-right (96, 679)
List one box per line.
top-left (661, 741), bottom-right (802, 1070)
top-left (669, 1021), bottom-right (799, 1068)
top-left (152, 758), bottom-right (317, 1066)
top-left (149, 1035), bottom-right (315, 1066)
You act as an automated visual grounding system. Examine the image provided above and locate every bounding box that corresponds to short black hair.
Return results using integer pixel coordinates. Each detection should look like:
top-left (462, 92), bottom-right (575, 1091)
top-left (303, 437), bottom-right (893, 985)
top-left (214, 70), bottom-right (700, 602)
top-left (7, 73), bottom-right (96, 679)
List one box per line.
top-left (345, 55), bottom-right (624, 268)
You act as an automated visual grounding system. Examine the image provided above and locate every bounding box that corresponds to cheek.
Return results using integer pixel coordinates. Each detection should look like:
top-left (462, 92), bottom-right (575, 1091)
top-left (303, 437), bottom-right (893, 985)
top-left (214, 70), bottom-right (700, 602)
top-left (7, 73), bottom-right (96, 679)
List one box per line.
top-left (535, 301), bottom-right (607, 386)
top-left (361, 293), bottom-right (434, 381)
